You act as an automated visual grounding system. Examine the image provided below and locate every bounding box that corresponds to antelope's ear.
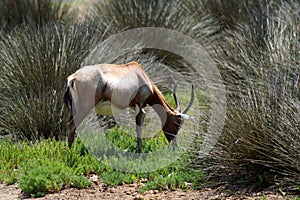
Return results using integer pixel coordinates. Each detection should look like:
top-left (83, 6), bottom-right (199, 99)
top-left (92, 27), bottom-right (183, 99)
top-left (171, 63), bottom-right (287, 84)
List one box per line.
top-left (176, 113), bottom-right (192, 120)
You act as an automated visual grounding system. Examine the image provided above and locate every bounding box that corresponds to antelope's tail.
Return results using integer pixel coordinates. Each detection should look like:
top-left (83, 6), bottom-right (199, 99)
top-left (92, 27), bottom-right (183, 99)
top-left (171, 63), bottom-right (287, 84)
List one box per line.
top-left (63, 86), bottom-right (72, 109)
top-left (63, 75), bottom-right (76, 109)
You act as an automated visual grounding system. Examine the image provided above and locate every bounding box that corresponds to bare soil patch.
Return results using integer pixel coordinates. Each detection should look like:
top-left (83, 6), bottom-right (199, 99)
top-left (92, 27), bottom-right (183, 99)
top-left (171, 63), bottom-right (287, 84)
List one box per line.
top-left (0, 177), bottom-right (297, 200)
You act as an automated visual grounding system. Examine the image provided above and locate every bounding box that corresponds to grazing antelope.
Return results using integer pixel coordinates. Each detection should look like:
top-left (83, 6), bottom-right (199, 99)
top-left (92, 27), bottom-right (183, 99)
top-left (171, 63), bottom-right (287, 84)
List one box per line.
top-left (63, 61), bottom-right (194, 153)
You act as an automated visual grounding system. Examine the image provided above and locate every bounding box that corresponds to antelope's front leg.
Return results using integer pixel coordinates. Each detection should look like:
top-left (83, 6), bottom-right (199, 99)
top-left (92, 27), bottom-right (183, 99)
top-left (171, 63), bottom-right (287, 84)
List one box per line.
top-left (173, 136), bottom-right (178, 146)
top-left (136, 108), bottom-right (145, 153)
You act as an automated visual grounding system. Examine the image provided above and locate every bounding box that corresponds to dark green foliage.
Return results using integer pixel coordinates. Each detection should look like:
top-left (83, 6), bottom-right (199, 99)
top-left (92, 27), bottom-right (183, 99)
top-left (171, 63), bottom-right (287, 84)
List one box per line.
top-left (0, 140), bottom-right (99, 197)
top-left (200, 0), bottom-right (270, 31)
top-left (100, 170), bottom-right (136, 186)
top-left (90, 0), bottom-right (219, 37)
top-left (139, 170), bottom-right (204, 192)
top-left (19, 160), bottom-right (90, 197)
top-left (105, 127), bottom-right (168, 153)
top-left (0, 134), bottom-right (202, 196)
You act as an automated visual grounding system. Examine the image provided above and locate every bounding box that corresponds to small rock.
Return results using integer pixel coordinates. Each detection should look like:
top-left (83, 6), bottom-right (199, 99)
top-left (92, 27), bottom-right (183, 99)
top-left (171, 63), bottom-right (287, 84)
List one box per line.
top-left (89, 175), bottom-right (98, 183)
top-left (179, 192), bottom-right (187, 196)
top-left (134, 194), bottom-right (144, 200)
top-left (140, 178), bottom-right (148, 183)
top-left (109, 188), bottom-right (115, 193)
top-left (184, 182), bottom-right (192, 187)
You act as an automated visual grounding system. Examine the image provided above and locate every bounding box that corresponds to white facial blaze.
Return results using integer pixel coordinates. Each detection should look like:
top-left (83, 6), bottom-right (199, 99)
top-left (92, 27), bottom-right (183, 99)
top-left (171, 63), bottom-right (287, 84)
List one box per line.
top-left (176, 113), bottom-right (192, 120)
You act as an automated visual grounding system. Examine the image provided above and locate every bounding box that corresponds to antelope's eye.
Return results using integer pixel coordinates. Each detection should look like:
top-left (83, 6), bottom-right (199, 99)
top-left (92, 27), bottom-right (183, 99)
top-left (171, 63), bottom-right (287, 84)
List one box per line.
top-left (175, 114), bottom-right (182, 119)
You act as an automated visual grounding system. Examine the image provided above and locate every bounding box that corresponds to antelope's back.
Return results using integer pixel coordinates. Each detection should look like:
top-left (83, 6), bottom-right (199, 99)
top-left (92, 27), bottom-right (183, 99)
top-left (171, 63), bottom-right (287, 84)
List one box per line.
top-left (95, 62), bottom-right (154, 109)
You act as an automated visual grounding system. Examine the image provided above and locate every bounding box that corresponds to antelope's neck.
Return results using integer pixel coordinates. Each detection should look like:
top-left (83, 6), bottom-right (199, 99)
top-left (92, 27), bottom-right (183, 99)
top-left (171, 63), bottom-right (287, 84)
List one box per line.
top-left (147, 85), bottom-right (176, 124)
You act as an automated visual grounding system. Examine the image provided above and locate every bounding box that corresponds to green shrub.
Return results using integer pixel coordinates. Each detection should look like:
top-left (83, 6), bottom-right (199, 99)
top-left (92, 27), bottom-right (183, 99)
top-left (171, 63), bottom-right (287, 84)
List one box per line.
top-left (200, 0), bottom-right (274, 31)
top-left (90, 0), bottom-right (219, 36)
top-left (19, 160), bottom-right (90, 197)
top-left (0, 140), bottom-right (99, 197)
top-left (0, 137), bottom-right (204, 196)
top-left (100, 170), bottom-right (136, 186)
top-left (139, 169), bottom-right (205, 193)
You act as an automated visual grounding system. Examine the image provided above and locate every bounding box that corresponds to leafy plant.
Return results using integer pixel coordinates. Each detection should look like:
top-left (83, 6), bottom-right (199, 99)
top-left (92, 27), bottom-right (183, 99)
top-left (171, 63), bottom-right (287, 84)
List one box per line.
top-left (0, 139), bottom-right (105, 197)
top-left (139, 170), bottom-right (204, 193)
top-left (100, 170), bottom-right (136, 186)
top-left (19, 160), bottom-right (90, 197)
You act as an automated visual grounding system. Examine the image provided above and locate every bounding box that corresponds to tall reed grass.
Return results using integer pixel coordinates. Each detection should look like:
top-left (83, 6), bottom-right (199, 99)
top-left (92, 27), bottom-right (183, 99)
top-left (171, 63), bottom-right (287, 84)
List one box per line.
top-left (209, 0), bottom-right (300, 184)
top-left (0, 22), bottom-right (103, 141)
top-left (0, 0), bottom-right (71, 33)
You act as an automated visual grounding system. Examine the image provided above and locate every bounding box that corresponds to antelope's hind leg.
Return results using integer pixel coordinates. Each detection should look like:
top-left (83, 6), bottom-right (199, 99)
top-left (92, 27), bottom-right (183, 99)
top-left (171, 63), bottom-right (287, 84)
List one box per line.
top-left (67, 109), bottom-right (90, 148)
top-left (67, 114), bottom-right (76, 148)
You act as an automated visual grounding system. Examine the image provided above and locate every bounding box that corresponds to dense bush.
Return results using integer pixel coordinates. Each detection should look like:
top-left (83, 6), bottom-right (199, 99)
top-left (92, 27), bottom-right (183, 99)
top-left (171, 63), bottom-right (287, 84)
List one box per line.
top-left (90, 0), bottom-right (220, 37)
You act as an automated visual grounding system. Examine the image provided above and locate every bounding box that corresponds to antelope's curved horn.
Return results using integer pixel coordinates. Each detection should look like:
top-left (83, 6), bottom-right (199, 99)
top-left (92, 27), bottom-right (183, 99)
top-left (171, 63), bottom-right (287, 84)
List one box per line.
top-left (182, 85), bottom-right (194, 114)
top-left (173, 83), bottom-right (181, 112)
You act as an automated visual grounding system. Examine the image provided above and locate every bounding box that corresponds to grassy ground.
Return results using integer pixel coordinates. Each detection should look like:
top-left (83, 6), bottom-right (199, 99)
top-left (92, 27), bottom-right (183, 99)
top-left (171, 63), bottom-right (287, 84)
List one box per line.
top-left (0, 127), bottom-right (205, 197)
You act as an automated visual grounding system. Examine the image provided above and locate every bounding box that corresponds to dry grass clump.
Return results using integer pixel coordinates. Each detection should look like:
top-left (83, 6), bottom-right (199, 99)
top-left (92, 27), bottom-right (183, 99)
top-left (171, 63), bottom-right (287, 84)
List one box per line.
top-left (209, 0), bottom-right (300, 185)
top-left (0, 0), bottom-right (71, 33)
top-left (0, 22), bottom-right (103, 141)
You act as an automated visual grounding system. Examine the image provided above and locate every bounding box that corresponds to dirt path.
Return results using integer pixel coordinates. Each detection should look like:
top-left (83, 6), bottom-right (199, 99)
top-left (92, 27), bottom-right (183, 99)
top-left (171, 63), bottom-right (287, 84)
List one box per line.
top-left (0, 177), bottom-right (297, 200)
